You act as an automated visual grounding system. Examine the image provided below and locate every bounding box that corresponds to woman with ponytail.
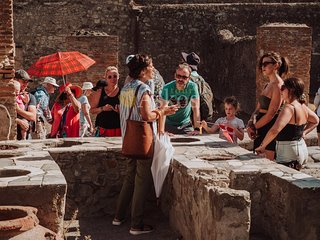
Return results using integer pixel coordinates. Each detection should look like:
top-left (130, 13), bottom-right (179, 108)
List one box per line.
top-left (255, 78), bottom-right (318, 170)
top-left (247, 52), bottom-right (290, 160)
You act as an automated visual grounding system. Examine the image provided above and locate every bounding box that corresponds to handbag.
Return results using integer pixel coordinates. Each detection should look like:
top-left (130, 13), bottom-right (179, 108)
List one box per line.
top-left (122, 84), bottom-right (154, 159)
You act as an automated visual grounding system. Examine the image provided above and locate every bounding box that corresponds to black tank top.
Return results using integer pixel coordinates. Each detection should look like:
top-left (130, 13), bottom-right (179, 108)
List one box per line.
top-left (95, 89), bottom-right (120, 129)
top-left (277, 104), bottom-right (306, 141)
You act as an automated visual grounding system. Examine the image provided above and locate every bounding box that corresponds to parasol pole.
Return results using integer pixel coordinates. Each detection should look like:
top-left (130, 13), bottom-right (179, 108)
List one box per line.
top-left (62, 75), bottom-right (66, 85)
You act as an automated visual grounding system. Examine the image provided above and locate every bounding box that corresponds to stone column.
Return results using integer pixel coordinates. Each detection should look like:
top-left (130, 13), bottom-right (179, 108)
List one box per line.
top-left (256, 23), bottom-right (312, 102)
top-left (0, 0), bottom-right (16, 140)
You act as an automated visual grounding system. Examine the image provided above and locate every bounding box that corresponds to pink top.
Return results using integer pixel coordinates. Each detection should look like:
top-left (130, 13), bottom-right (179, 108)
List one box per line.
top-left (16, 95), bottom-right (25, 110)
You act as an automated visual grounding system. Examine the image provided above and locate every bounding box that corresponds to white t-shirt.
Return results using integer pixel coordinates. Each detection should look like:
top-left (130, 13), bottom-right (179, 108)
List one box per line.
top-left (78, 95), bottom-right (90, 125)
top-left (214, 116), bottom-right (245, 143)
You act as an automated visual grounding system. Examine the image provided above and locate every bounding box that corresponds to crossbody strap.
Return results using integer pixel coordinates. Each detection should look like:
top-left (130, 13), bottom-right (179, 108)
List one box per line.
top-left (127, 84), bottom-right (143, 121)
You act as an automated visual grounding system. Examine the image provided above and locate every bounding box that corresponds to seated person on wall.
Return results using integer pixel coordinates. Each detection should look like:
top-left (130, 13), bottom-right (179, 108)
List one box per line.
top-left (10, 80), bottom-right (29, 140)
top-left (160, 63), bottom-right (201, 134)
top-left (14, 69), bottom-right (37, 140)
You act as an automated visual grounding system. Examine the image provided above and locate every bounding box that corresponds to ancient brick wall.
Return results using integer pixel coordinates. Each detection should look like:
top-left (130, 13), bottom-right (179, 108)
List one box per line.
top-left (13, 0), bottom-right (132, 80)
top-left (11, 1), bottom-right (320, 118)
top-left (0, 0), bottom-right (16, 140)
top-left (256, 24), bottom-right (312, 103)
top-left (137, 3), bottom-right (320, 115)
top-left (65, 32), bottom-right (118, 87)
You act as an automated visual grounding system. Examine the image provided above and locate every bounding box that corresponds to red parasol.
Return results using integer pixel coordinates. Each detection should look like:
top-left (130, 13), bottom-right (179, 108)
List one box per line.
top-left (27, 51), bottom-right (95, 83)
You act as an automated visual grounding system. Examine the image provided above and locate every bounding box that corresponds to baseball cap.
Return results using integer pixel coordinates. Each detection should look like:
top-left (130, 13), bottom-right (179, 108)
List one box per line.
top-left (15, 69), bottom-right (33, 82)
top-left (43, 77), bottom-right (59, 87)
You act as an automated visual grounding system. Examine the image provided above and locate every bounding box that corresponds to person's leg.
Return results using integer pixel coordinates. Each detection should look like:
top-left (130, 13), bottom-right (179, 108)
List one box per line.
top-left (130, 158), bottom-right (153, 229)
top-left (114, 159), bottom-right (136, 222)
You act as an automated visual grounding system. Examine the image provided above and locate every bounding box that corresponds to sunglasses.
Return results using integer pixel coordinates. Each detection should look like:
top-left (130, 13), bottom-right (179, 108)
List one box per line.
top-left (107, 75), bottom-right (118, 79)
top-left (175, 74), bottom-right (189, 80)
top-left (261, 61), bottom-right (275, 68)
top-left (280, 84), bottom-right (287, 91)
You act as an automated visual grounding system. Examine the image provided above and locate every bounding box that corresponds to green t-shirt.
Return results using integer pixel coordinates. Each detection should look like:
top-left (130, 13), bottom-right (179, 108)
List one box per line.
top-left (161, 80), bottom-right (199, 126)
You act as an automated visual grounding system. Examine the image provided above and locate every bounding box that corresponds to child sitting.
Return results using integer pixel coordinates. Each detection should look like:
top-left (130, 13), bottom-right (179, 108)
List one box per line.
top-left (11, 80), bottom-right (29, 140)
top-left (201, 96), bottom-right (244, 143)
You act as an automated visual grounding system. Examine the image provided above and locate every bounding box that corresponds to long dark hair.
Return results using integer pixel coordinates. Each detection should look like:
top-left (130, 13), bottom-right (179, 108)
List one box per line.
top-left (258, 51), bottom-right (290, 78)
top-left (127, 54), bottom-right (152, 79)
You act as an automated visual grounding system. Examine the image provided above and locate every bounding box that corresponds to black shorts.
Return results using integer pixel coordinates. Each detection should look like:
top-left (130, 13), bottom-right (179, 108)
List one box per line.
top-left (253, 112), bottom-right (278, 152)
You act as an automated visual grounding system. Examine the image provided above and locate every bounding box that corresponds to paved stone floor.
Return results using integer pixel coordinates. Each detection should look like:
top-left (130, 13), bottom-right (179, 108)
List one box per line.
top-left (67, 200), bottom-right (180, 240)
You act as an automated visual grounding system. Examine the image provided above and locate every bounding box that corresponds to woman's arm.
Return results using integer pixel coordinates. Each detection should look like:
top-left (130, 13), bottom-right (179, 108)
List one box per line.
top-left (89, 90), bottom-right (103, 114)
top-left (255, 84), bottom-right (282, 129)
top-left (82, 103), bottom-right (94, 130)
top-left (303, 105), bottom-right (319, 136)
top-left (140, 92), bottom-right (178, 122)
top-left (256, 105), bottom-right (293, 151)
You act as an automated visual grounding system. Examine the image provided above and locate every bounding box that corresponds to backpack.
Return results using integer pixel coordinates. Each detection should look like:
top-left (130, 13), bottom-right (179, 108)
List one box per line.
top-left (190, 74), bottom-right (215, 121)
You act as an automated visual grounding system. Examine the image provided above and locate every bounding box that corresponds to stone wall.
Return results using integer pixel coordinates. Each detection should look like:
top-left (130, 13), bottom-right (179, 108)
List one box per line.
top-left (13, 0), bottom-right (132, 80)
top-left (0, 0), bottom-right (16, 140)
top-left (12, 2), bottom-right (320, 116)
top-left (256, 24), bottom-right (312, 102)
top-left (163, 160), bottom-right (251, 240)
top-left (48, 144), bottom-right (127, 219)
top-left (137, 3), bottom-right (320, 115)
top-left (65, 33), bottom-right (118, 86)
top-left (231, 168), bottom-right (320, 240)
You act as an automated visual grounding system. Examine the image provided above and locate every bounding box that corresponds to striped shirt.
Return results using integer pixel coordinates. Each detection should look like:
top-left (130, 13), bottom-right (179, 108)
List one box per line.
top-left (119, 79), bottom-right (157, 140)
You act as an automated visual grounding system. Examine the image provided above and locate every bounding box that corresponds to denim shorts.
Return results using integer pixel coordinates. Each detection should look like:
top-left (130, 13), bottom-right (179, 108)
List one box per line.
top-left (276, 138), bottom-right (308, 166)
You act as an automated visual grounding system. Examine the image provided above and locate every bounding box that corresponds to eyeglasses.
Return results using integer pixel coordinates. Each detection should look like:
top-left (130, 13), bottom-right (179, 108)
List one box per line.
top-left (175, 74), bottom-right (189, 80)
top-left (261, 61), bottom-right (275, 68)
top-left (280, 85), bottom-right (287, 91)
top-left (107, 75), bottom-right (118, 79)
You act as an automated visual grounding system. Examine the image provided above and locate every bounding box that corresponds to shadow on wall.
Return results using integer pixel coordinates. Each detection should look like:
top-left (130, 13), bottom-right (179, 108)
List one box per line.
top-left (204, 28), bottom-right (256, 117)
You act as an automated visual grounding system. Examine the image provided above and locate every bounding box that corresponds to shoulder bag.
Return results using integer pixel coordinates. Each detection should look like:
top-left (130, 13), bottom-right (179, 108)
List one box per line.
top-left (122, 84), bottom-right (154, 159)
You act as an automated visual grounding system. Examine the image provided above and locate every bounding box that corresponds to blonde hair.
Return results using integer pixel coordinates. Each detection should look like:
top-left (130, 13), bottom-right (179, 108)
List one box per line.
top-left (9, 79), bottom-right (20, 92)
top-left (105, 66), bottom-right (119, 75)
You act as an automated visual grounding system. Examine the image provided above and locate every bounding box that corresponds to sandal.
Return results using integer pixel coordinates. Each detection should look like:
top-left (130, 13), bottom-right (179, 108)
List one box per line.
top-left (129, 224), bottom-right (153, 235)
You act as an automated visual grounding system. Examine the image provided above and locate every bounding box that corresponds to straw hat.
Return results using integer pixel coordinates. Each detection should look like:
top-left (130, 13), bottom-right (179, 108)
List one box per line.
top-left (43, 77), bottom-right (59, 87)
